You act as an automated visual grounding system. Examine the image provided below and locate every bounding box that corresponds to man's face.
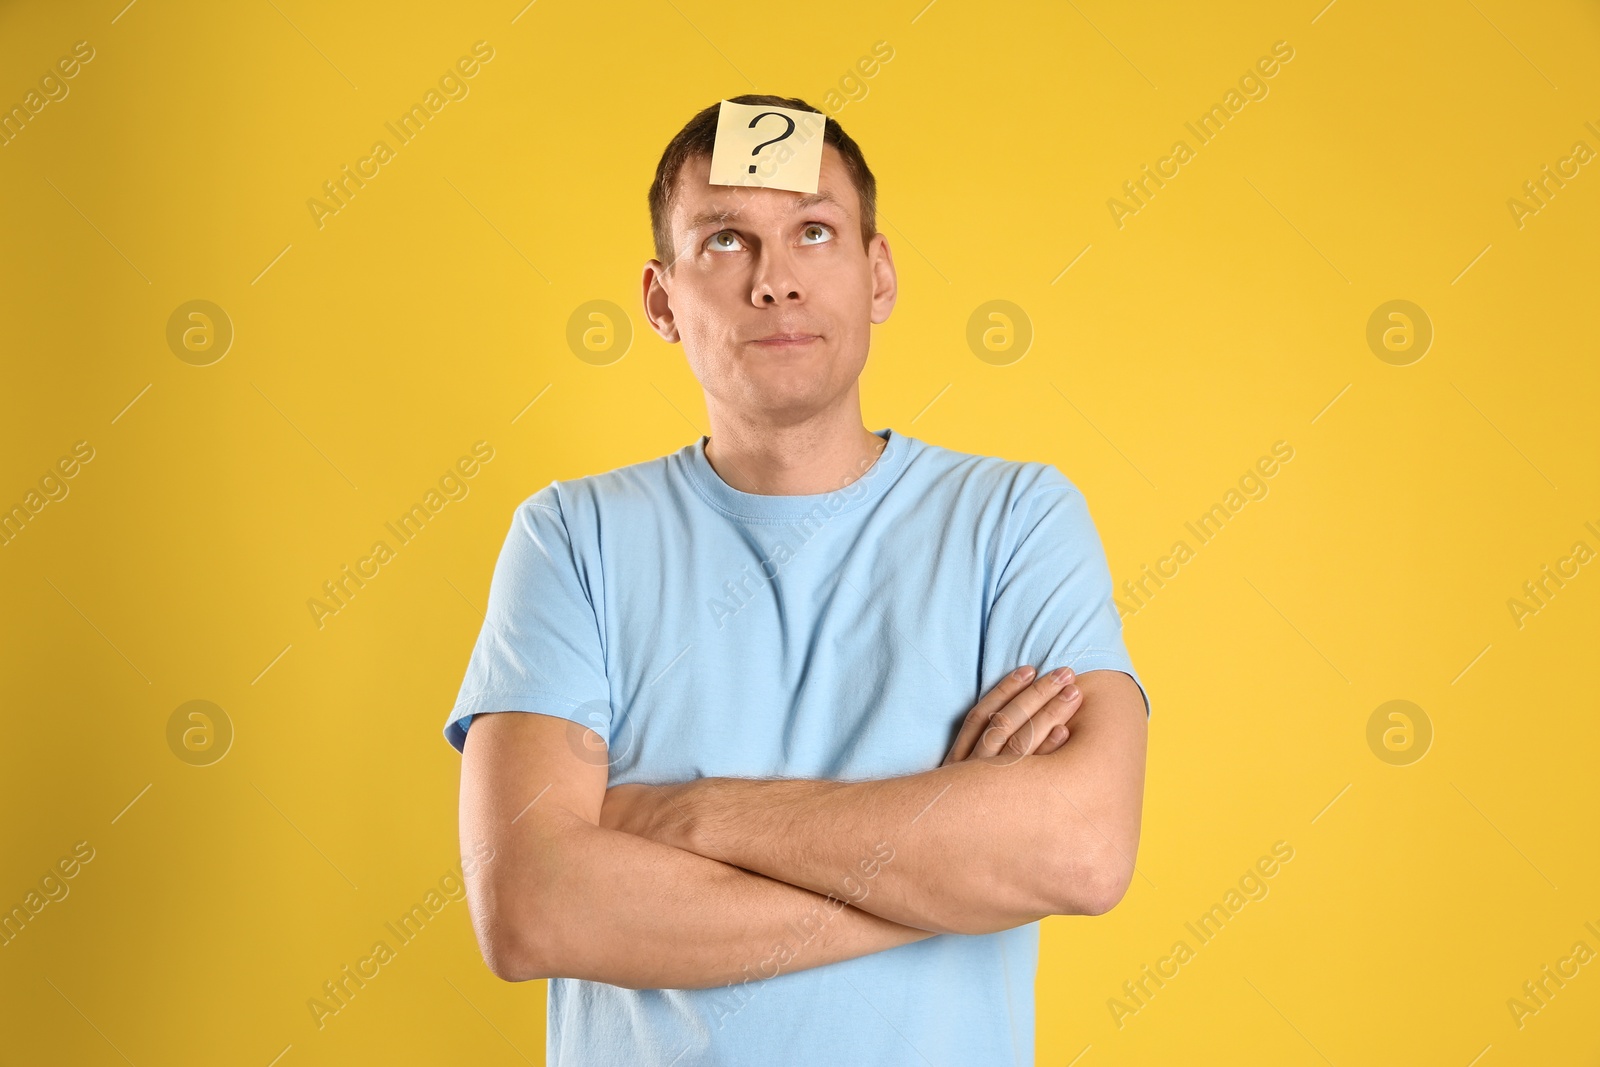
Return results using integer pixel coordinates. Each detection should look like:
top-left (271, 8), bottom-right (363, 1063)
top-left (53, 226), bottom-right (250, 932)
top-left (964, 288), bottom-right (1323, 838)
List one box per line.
top-left (643, 145), bottom-right (896, 426)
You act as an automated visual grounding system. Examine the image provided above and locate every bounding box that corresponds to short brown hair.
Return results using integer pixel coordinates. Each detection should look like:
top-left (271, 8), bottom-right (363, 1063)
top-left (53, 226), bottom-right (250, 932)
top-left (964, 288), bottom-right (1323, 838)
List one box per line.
top-left (647, 94), bottom-right (878, 267)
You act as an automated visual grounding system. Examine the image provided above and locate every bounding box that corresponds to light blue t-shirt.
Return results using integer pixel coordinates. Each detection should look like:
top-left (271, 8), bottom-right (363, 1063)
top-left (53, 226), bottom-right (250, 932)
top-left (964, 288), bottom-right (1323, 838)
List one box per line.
top-left (444, 427), bottom-right (1149, 1067)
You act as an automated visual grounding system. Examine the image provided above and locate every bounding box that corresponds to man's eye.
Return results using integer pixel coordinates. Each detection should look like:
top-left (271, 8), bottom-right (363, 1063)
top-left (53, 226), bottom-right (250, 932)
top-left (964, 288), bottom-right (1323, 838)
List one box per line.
top-left (709, 231), bottom-right (744, 251)
top-left (801, 224), bottom-right (833, 244)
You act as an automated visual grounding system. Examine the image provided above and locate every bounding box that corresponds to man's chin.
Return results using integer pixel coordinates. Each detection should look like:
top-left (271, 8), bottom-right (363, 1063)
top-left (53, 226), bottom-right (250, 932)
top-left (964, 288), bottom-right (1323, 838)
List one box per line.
top-left (735, 382), bottom-right (838, 424)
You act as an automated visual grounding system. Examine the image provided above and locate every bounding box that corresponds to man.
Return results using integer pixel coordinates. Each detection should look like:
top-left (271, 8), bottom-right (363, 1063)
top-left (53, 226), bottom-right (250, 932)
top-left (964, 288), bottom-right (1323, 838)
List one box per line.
top-left (445, 93), bottom-right (1151, 1065)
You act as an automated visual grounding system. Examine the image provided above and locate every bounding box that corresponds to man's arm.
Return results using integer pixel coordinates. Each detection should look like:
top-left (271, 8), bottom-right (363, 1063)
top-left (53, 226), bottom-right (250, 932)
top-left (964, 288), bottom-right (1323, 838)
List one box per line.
top-left (459, 709), bottom-right (938, 990)
top-left (601, 668), bottom-right (1148, 937)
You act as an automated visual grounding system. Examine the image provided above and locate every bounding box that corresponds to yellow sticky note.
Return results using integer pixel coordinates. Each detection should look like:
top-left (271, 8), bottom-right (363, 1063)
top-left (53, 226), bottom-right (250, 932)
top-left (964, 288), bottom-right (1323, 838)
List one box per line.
top-left (707, 100), bottom-right (827, 193)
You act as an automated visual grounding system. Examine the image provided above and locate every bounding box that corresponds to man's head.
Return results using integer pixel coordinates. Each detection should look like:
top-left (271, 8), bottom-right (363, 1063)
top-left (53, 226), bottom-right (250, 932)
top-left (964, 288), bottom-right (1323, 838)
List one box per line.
top-left (642, 95), bottom-right (897, 429)
top-left (647, 95), bottom-right (879, 265)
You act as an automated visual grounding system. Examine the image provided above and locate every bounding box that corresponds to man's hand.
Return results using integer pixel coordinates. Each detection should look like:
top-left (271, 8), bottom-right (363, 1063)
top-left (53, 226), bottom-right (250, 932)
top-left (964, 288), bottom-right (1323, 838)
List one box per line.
top-left (941, 664), bottom-right (1084, 765)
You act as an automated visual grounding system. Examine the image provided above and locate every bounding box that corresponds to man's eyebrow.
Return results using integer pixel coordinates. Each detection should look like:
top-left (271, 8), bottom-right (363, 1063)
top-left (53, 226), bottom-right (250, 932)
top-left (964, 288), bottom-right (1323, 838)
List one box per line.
top-left (682, 191), bottom-right (850, 235)
top-left (792, 191), bottom-right (849, 216)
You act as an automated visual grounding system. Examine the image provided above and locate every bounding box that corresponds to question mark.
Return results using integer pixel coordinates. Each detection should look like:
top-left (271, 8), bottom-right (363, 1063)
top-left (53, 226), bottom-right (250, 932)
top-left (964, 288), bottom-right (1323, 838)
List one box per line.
top-left (747, 111), bottom-right (797, 173)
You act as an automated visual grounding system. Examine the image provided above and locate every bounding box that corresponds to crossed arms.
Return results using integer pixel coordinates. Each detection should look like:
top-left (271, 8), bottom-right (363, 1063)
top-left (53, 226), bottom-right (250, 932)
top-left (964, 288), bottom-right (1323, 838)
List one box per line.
top-left (458, 664), bottom-right (1148, 990)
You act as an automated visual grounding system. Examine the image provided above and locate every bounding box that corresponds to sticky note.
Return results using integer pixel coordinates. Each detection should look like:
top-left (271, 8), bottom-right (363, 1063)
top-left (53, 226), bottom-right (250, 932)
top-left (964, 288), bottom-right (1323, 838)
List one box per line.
top-left (707, 100), bottom-right (827, 193)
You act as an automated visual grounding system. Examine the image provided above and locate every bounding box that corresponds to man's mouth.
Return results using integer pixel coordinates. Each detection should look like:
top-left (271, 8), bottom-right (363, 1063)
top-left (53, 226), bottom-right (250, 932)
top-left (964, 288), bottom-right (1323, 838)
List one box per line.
top-left (749, 333), bottom-right (820, 348)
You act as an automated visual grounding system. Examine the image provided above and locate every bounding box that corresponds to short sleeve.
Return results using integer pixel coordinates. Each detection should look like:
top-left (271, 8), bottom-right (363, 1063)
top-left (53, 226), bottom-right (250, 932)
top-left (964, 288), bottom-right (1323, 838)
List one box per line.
top-left (442, 487), bottom-right (613, 754)
top-left (980, 470), bottom-right (1151, 718)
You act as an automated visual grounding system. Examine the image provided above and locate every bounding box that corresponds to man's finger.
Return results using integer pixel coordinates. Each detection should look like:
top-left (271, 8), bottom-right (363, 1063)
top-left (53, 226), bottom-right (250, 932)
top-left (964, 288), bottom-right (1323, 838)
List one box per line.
top-left (1034, 723), bottom-right (1070, 756)
top-left (947, 666), bottom-right (1074, 764)
top-left (1011, 688), bottom-right (1083, 758)
top-left (942, 665), bottom-right (1039, 765)
top-left (971, 676), bottom-right (1079, 761)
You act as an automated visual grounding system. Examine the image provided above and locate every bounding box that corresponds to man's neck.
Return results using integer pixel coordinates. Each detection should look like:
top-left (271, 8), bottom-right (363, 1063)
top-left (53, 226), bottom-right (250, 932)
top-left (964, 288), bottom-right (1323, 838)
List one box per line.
top-left (703, 409), bottom-right (887, 497)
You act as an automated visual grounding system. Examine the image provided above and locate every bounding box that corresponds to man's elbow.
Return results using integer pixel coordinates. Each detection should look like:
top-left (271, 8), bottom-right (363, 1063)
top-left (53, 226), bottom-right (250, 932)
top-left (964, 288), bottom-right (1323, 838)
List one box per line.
top-left (485, 946), bottom-right (536, 983)
top-left (474, 872), bottom-right (609, 984)
top-left (475, 910), bottom-right (548, 982)
top-left (469, 868), bottom-right (564, 982)
top-left (1052, 839), bottom-right (1137, 917)
top-left (1079, 857), bottom-right (1134, 916)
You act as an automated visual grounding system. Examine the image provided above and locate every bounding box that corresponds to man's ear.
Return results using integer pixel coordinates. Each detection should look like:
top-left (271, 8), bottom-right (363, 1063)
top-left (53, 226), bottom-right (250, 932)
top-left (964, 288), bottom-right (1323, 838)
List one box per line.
top-left (641, 259), bottom-right (680, 343)
top-left (867, 233), bottom-right (897, 325)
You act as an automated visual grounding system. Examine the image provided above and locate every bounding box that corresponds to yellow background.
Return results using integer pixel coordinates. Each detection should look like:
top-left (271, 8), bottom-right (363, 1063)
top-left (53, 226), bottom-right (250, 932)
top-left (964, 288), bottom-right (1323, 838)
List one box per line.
top-left (3, 0), bottom-right (1597, 1063)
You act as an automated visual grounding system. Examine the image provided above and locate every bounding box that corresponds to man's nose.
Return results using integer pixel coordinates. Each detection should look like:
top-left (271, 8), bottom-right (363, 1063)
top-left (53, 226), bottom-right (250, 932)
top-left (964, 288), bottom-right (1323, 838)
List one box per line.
top-left (750, 243), bottom-right (802, 306)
